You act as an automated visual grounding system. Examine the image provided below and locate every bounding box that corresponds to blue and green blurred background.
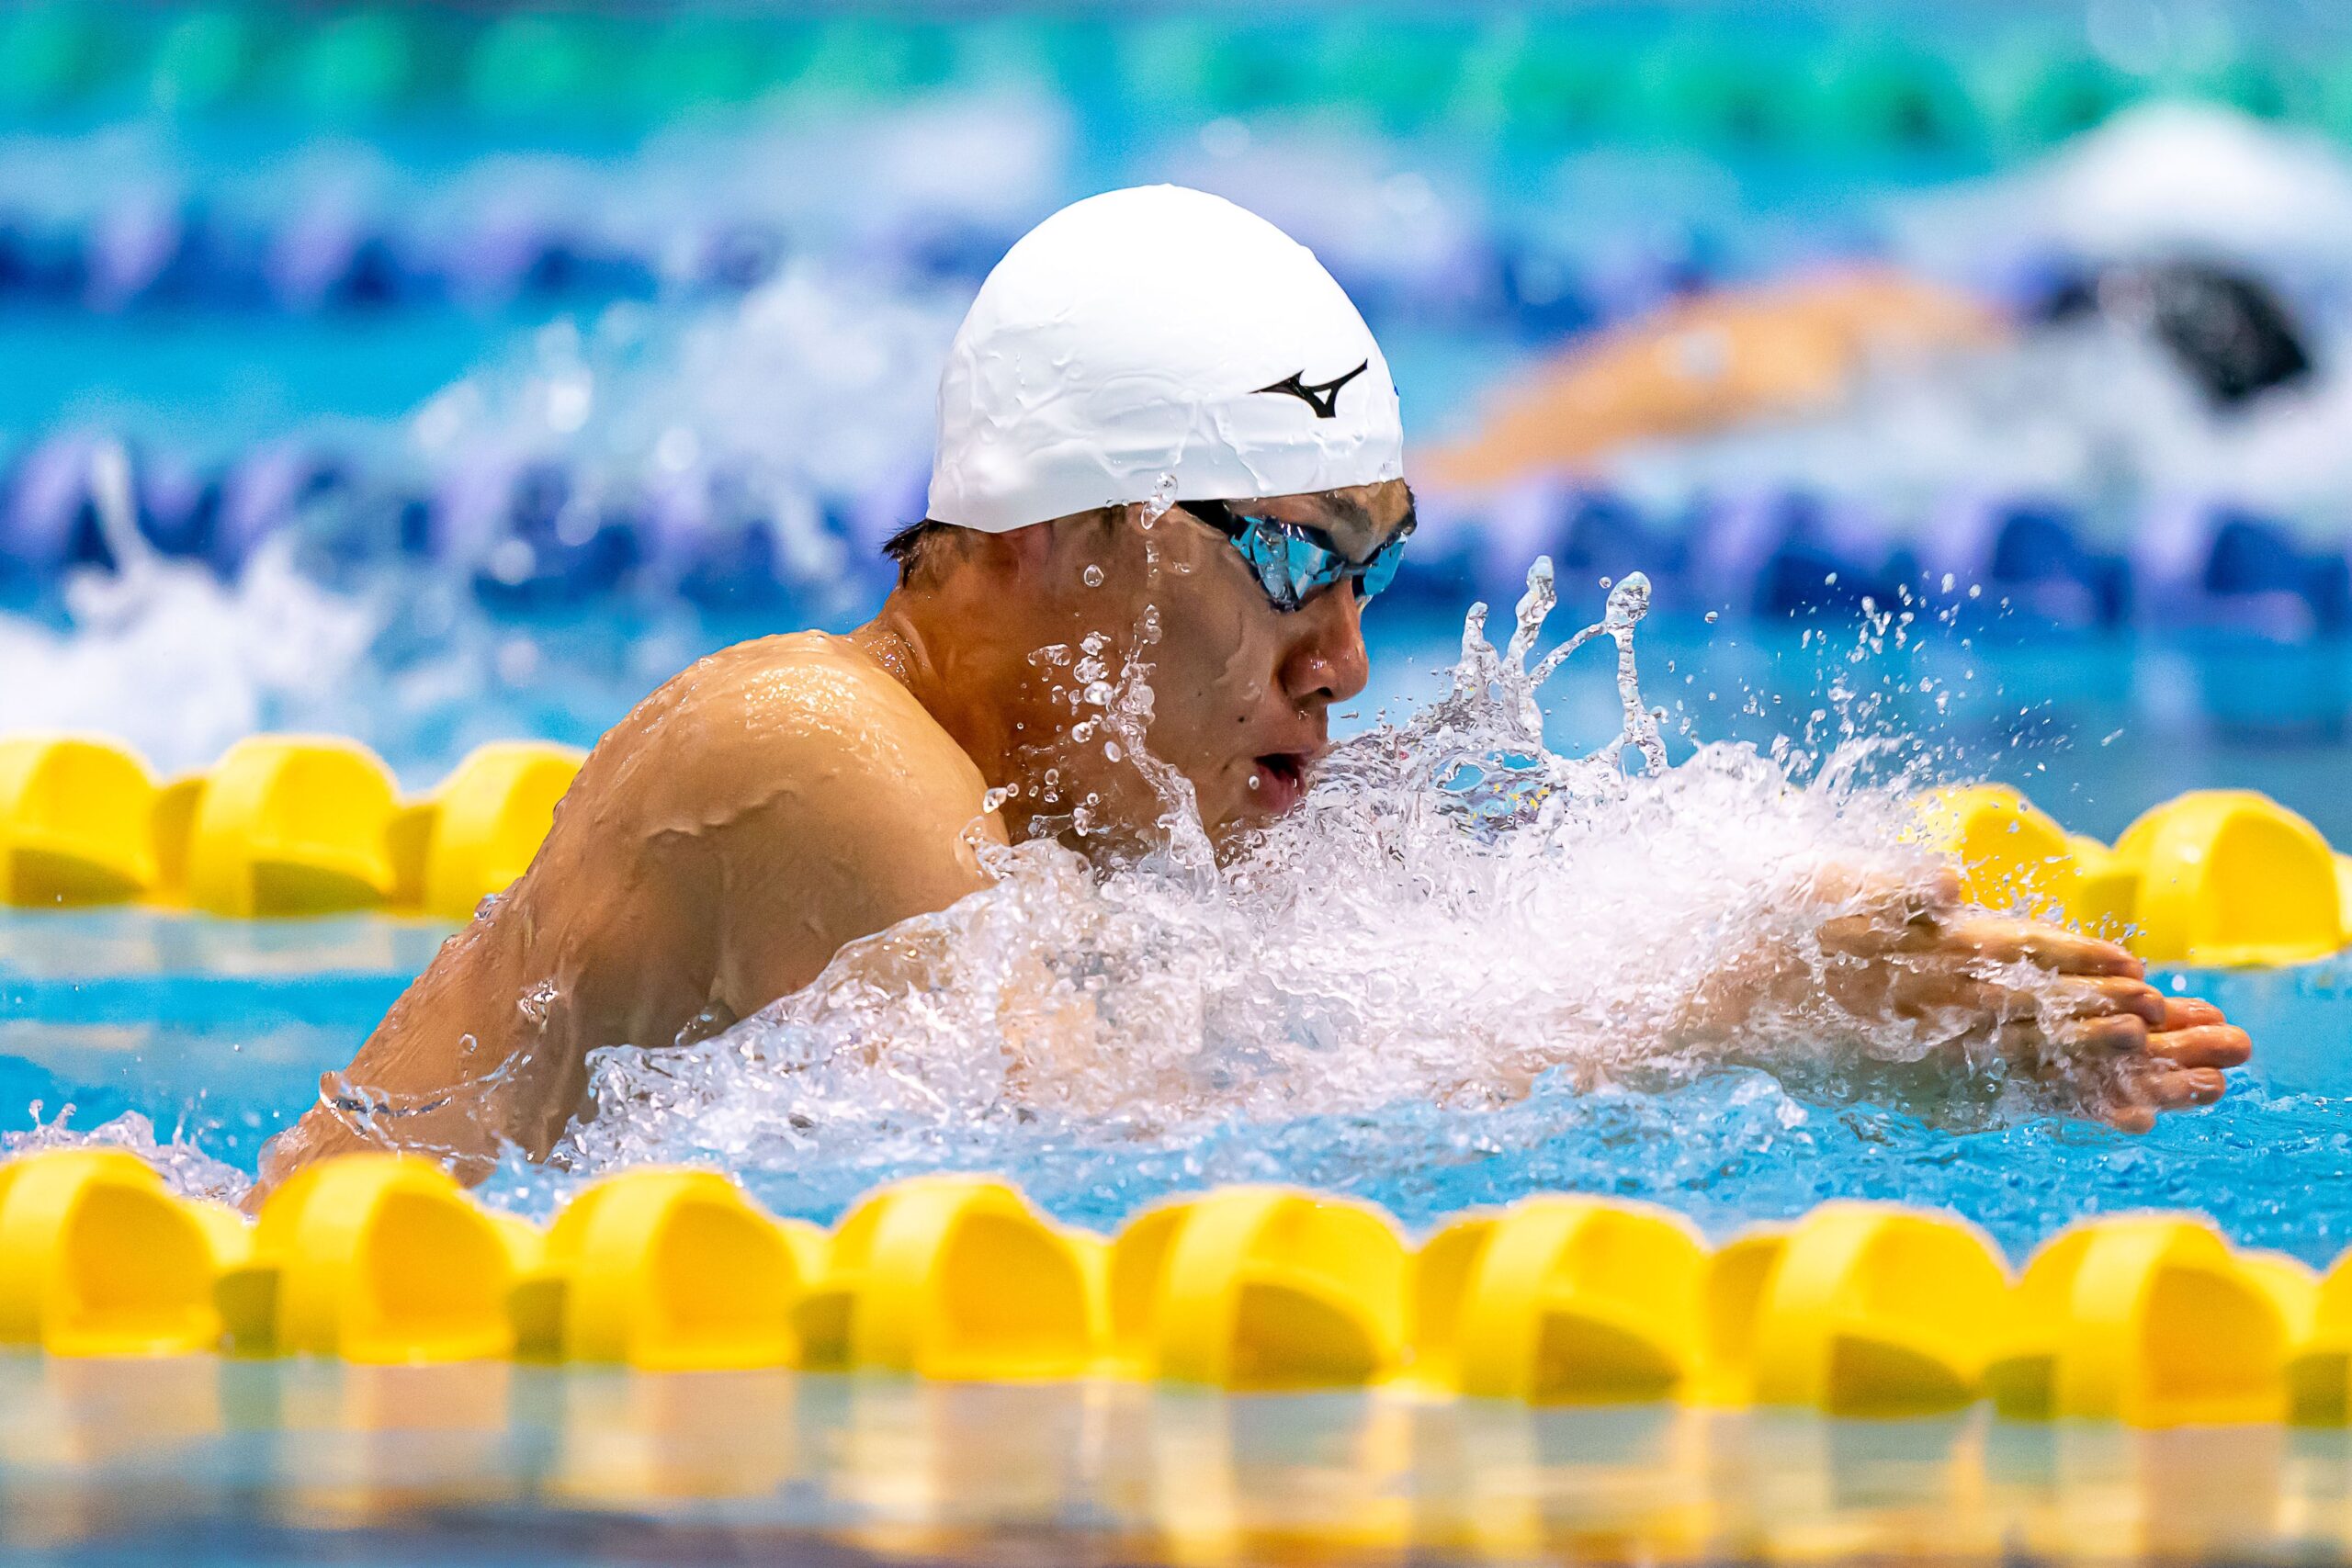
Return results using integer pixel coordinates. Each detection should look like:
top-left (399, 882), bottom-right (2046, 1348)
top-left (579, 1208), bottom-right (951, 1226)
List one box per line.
top-left (6, 1), bottom-right (2352, 840)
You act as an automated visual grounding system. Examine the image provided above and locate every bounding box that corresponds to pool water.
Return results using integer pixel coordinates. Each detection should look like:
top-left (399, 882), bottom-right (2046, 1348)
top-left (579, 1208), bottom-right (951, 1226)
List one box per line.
top-left (6, 903), bottom-right (2348, 1266)
top-left (0, 1358), bottom-right (2341, 1564)
top-left (21, 566), bottom-right (2352, 834)
top-left (9, 575), bottom-right (2352, 1263)
top-left (14, 1354), bottom-right (2352, 1561)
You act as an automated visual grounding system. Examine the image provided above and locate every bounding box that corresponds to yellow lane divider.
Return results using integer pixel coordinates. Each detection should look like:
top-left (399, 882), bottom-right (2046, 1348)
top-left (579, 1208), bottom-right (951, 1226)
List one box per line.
top-left (1413, 1195), bottom-right (1705, 1404)
top-left (6, 1147), bottom-right (2347, 1431)
top-left (1987, 1214), bottom-right (2289, 1427)
top-left (1111, 1186), bottom-right (1408, 1392)
top-left (217, 1154), bottom-right (528, 1362)
top-left (513, 1167), bottom-right (826, 1371)
top-left (182, 736), bottom-right (403, 918)
top-left (1702, 1201), bottom-right (2009, 1416)
top-left (0, 732), bottom-right (582, 919)
top-left (0, 1147), bottom-right (248, 1357)
top-left (797, 1175), bottom-right (1097, 1381)
top-left (6, 730), bottom-right (2347, 969)
top-left (1923, 783), bottom-right (2348, 965)
top-left (1913, 783), bottom-right (2347, 967)
top-left (0, 736), bottom-right (163, 905)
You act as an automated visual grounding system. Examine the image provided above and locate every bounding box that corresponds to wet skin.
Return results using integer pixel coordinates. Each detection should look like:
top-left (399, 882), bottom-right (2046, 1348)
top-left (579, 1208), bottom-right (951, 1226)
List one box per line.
top-left (255, 478), bottom-right (2245, 1195)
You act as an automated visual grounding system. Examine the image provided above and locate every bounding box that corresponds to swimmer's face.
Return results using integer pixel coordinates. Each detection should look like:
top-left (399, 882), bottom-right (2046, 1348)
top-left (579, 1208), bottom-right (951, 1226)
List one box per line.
top-left (1001, 479), bottom-right (1410, 851)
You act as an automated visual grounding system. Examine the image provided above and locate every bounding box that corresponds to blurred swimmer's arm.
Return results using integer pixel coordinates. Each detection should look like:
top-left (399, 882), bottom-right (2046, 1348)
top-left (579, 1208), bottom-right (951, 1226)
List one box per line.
top-left (1418, 269), bottom-right (2004, 490)
top-left (1670, 862), bottom-right (2250, 1131)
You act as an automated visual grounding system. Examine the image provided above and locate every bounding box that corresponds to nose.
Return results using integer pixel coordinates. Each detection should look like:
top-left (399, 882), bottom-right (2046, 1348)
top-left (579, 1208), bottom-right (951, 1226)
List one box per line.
top-left (1278, 583), bottom-right (1372, 710)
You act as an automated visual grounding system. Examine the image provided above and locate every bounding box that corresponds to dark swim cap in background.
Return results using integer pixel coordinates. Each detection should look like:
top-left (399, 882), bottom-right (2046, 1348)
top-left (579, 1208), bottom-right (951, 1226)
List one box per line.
top-left (2032, 259), bottom-right (2314, 407)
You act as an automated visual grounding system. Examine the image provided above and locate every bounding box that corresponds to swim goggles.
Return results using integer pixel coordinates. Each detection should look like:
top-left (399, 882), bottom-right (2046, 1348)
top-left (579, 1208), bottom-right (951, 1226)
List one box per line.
top-left (1179, 499), bottom-right (1413, 613)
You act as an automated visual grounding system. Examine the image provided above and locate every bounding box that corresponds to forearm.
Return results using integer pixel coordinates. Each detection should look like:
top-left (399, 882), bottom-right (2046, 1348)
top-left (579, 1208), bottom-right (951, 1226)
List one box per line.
top-left (1659, 856), bottom-right (1969, 1060)
top-left (251, 919), bottom-right (573, 1201)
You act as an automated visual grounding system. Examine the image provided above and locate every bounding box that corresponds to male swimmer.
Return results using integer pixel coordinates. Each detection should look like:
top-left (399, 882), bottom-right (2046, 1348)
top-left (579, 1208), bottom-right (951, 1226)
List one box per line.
top-left (259, 186), bottom-right (2248, 1193)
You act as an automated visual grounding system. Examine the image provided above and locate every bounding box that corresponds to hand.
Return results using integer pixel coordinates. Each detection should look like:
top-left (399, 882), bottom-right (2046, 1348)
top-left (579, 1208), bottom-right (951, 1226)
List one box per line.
top-left (1811, 865), bottom-right (2250, 1132)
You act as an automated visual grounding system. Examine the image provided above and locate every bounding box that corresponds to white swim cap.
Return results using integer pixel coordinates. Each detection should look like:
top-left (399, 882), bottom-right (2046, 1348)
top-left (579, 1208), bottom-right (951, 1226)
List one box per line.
top-left (926, 185), bottom-right (1406, 534)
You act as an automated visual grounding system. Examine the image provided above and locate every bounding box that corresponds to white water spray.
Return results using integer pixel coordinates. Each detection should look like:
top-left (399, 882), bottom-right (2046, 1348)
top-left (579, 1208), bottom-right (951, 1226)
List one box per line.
top-left (545, 561), bottom-right (1995, 1211)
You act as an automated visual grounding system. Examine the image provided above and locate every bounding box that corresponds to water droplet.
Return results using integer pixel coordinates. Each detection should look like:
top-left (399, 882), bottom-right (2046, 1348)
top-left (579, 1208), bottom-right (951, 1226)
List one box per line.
top-left (516, 984), bottom-right (558, 1027)
top-left (1082, 564), bottom-right (1104, 587)
top-left (1140, 473), bottom-right (1178, 526)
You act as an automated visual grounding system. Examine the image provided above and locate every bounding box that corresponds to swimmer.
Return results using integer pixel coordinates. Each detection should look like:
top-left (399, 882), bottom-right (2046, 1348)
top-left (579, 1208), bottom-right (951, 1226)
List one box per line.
top-left (1423, 257), bottom-right (2315, 489)
top-left (257, 186), bottom-right (2248, 1195)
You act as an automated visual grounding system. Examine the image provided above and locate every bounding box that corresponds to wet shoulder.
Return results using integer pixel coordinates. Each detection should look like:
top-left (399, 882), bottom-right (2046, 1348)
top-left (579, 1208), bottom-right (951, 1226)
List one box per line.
top-left (599, 631), bottom-right (983, 829)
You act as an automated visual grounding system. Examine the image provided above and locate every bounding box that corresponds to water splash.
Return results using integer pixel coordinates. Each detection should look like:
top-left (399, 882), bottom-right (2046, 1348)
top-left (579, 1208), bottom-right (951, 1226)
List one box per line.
top-left (408, 263), bottom-right (966, 597)
top-left (1, 1107), bottom-right (247, 1206)
top-left (0, 444), bottom-right (379, 774)
top-left (540, 561), bottom-right (1997, 1220)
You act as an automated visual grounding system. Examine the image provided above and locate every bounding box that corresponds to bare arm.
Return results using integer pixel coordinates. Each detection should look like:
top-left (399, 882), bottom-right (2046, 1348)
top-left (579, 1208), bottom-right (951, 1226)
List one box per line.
top-left (1670, 861), bottom-right (2250, 1131)
top-left (253, 634), bottom-right (1003, 1197)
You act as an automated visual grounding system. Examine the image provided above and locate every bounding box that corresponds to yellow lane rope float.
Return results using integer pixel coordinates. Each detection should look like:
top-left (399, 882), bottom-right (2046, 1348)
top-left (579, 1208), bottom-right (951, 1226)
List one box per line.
top-left (6, 731), bottom-right (2347, 972)
top-left (2, 733), bottom-right (582, 920)
top-left (1, 1147), bottom-right (2344, 1432)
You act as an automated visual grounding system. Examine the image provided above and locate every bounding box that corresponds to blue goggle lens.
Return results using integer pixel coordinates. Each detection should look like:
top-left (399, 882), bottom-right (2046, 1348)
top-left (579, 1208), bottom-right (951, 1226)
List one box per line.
top-left (1208, 505), bottom-right (1410, 614)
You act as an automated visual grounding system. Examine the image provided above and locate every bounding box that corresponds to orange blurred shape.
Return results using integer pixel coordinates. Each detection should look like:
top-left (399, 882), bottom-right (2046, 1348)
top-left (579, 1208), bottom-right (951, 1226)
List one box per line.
top-left (1419, 268), bottom-right (2004, 491)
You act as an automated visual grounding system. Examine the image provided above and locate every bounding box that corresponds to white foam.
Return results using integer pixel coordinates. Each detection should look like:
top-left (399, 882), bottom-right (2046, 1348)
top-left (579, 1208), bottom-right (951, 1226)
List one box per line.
top-left (1900, 102), bottom-right (2352, 278)
top-left (0, 446), bottom-right (378, 775)
top-left (1, 1108), bottom-right (247, 1207)
top-left (412, 263), bottom-right (965, 582)
top-left (551, 566), bottom-right (2029, 1204)
top-left (1606, 318), bottom-right (2352, 542)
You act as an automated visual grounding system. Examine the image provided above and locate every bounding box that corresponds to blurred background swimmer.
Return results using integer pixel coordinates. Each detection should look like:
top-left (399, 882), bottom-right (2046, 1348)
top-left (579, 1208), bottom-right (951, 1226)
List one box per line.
top-left (1422, 255), bottom-right (2314, 487)
top-left (1414, 101), bottom-right (2352, 641)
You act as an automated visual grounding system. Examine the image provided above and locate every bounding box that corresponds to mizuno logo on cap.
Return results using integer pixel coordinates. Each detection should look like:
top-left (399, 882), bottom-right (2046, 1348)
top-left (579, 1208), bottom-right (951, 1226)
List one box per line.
top-left (1254, 360), bottom-right (1369, 420)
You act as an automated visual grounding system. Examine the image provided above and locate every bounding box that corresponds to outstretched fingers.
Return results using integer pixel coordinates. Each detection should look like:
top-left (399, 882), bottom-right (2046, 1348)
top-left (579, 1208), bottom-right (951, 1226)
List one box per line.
top-left (1915, 915), bottom-right (2145, 977)
top-left (2147, 1022), bottom-right (2253, 1070)
top-left (2113, 996), bottom-right (2252, 1069)
top-left (1793, 857), bottom-right (2249, 1133)
top-left (1886, 967), bottom-right (2164, 1032)
top-left (2160, 996), bottom-right (2227, 1031)
top-left (2088, 1062), bottom-right (2228, 1134)
top-left (2142, 1064), bottom-right (2230, 1111)
top-left (1978, 986), bottom-right (2244, 1131)
top-left (2049, 974), bottom-right (2168, 1026)
top-left (2055, 1011), bottom-right (2151, 1055)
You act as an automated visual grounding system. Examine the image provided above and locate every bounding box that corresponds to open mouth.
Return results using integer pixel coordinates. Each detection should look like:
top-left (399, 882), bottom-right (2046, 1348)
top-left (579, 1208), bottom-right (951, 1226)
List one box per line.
top-left (1250, 752), bottom-right (1310, 810)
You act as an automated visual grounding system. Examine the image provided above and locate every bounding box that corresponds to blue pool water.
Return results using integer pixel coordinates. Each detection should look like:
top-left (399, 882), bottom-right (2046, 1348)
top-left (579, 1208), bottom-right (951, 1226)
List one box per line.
top-left (6, 910), bottom-right (2352, 1264)
top-left (1, 1356), bottom-right (2333, 1563)
top-left (6, 892), bottom-right (2351, 1270)
top-left (9, 591), bottom-right (2352, 1267)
